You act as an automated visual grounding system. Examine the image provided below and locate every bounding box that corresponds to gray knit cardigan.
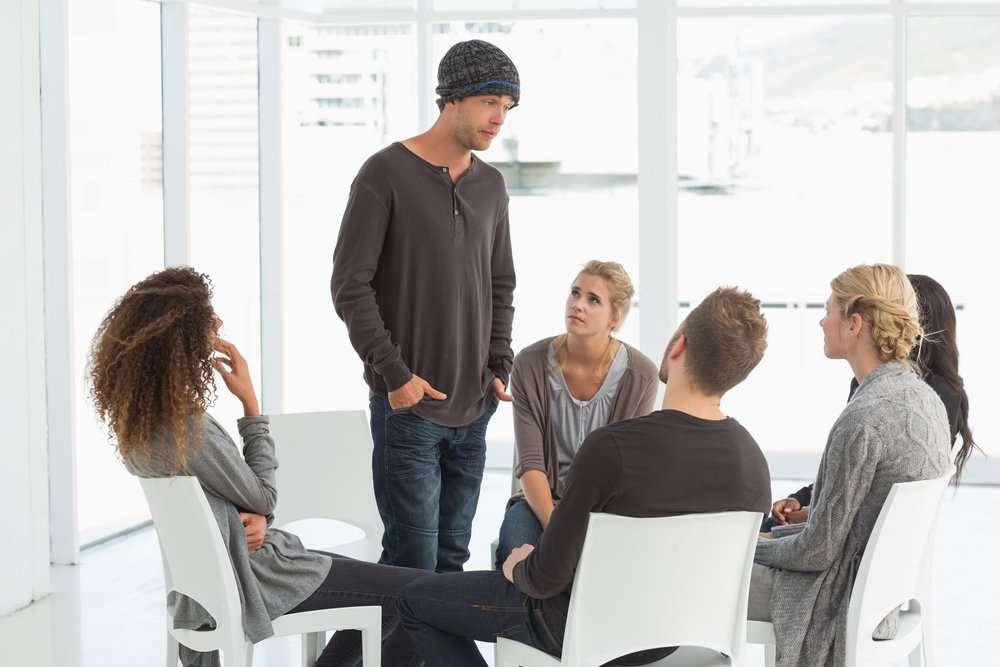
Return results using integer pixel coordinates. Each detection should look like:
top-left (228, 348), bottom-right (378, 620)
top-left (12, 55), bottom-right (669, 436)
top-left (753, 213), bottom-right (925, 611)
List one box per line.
top-left (754, 361), bottom-right (951, 667)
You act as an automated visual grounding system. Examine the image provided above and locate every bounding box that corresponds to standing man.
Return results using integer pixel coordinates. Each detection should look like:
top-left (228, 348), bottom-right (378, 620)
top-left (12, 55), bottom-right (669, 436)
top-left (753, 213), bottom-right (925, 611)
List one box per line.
top-left (331, 40), bottom-right (519, 573)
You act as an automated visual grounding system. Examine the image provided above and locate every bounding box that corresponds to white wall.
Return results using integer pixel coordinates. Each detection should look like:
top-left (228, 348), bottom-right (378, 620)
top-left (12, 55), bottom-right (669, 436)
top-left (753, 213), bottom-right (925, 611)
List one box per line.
top-left (0, 0), bottom-right (51, 616)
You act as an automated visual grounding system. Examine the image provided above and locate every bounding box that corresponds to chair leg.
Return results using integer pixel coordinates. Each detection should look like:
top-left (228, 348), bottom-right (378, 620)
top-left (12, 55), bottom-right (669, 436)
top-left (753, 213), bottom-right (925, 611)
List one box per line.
top-left (920, 612), bottom-right (937, 666)
top-left (764, 643), bottom-right (777, 667)
top-left (908, 643), bottom-right (925, 667)
top-left (359, 626), bottom-right (381, 666)
top-left (302, 631), bottom-right (324, 667)
top-left (165, 635), bottom-right (180, 667)
top-left (224, 642), bottom-right (254, 667)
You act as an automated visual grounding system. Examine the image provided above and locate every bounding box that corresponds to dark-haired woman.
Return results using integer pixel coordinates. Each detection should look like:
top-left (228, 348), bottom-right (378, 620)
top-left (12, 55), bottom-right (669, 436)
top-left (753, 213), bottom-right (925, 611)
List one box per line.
top-left (766, 273), bottom-right (977, 529)
top-left (89, 267), bottom-right (426, 667)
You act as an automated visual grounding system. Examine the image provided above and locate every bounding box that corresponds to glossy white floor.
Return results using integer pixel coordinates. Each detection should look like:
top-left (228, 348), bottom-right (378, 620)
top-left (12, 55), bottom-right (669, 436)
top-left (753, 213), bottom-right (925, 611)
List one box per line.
top-left (2, 473), bottom-right (998, 667)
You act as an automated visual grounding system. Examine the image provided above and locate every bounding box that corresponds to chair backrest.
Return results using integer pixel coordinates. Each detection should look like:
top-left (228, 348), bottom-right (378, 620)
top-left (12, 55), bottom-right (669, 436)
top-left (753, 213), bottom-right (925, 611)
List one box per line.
top-left (561, 511), bottom-right (761, 667)
top-left (510, 447), bottom-right (522, 496)
top-left (846, 468), bottom-right (954, 657)
top-left (140, 476), bottom-right (244, 649)
top-left (269, 411), bottom-right (383, 544)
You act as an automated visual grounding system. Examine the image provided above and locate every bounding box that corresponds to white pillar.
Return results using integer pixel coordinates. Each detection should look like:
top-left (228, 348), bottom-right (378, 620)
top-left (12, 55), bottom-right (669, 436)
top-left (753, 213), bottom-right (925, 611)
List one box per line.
top-left (40, 0), bottom-right (79, 565)
top-left (1, 0), bottom-right (52, 613)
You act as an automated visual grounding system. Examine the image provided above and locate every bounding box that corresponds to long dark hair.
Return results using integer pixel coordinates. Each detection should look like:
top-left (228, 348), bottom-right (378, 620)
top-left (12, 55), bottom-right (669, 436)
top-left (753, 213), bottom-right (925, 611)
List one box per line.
top-left (909, 274), bottom-right (978, 480)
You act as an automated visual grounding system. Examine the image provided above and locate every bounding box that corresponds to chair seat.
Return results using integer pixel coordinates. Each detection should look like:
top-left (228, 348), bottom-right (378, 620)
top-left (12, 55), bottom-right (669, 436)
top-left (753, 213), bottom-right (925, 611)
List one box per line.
top-left (270, 605), bottom-right (381, 638)
top-left (496, 636), bottom-right (561, 667)
top-left (314, 537), bottom-right (381, 562)
top-left (497, 638), bottom-right (734, 667)
top-left (642, 646), bottom-right (733, 666)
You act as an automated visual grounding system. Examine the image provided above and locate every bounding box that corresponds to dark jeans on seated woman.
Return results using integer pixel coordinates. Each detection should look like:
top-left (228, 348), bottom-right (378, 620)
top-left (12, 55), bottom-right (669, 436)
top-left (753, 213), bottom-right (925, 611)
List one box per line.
top-left (289, 552), bottom-right (430, 667)
top-left (495, 497), bottom-right (544, 570)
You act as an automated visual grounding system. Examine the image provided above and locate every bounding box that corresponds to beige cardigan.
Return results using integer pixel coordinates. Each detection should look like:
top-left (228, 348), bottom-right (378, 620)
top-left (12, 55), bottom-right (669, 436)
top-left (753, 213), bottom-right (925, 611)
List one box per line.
top-left (510, 336), bottom-right (659, 500)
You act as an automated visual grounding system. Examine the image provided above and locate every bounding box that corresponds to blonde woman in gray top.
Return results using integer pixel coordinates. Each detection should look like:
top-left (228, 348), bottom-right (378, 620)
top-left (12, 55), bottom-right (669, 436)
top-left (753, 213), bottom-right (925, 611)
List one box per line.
top-left (749, 264), bottom-right (951, 667)
top-left (494, 260), bottom-right (659, 569)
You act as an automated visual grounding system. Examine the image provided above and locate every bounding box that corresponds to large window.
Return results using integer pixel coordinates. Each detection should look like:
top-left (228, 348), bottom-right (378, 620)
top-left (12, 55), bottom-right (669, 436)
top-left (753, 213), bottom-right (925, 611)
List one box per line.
top-left (677, 17), bottom-right (894, 455)
top-left (281, 22), bottom-right (417, 414)
top-left (187, 6), bottom-right (262, 436)
top-left (69, 0), bottom-right (163, 543)
top-left (906, 17), bottom-right (1000, 458)
top-left (432, 20), bottom-right (639, 465)
top-left (65, 4), bottom-right (999, 541)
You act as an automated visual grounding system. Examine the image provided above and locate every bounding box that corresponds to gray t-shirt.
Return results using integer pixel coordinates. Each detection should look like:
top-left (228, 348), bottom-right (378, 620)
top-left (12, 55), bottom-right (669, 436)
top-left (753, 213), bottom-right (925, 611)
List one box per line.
top-left (546, 341), bottom-right (629, 487)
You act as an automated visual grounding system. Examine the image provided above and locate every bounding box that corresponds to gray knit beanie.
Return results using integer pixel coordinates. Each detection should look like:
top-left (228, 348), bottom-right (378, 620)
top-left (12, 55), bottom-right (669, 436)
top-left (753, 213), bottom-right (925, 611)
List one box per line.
top-left (435, 40), bottom-right (520, 111)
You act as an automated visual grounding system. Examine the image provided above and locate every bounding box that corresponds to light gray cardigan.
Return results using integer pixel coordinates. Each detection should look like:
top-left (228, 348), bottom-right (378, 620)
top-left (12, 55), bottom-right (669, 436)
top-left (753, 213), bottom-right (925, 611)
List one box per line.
top-left (128, 414), bottom-right (331, 667)
top-left (755, 362), bottom-right (951, 667)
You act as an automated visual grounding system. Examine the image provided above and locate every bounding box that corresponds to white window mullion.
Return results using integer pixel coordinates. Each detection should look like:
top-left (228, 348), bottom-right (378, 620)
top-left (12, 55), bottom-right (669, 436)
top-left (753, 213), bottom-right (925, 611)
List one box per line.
top-left (892, 0), bottom-right (907, 268)
top-left (417, 0), bottom-right (433, 131)
top-left (162, 1), bottom-right (189, 267)
top-left (258, 15), bottom-right (283, 415)
top-left (637, 0), bottom-right (679, 364)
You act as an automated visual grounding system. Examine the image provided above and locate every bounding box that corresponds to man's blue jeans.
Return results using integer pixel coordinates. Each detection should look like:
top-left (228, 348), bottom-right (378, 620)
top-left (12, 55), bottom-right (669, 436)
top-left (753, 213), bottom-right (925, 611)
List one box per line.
top-left (369, 394), bottom-right (496, 572)
top-left (398, 570), bottom-right (677, 666)
top-left (495, 497), bottom-right (545, 570)
top-left (398, 569), bottom-right (561, 666)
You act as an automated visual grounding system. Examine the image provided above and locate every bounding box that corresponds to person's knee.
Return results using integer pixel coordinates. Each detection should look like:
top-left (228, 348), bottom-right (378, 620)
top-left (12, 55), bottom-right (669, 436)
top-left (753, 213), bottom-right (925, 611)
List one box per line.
top-left (396, 587), bottom-right (415, 625)
top-left (397, 576), bottom-right (432, 628)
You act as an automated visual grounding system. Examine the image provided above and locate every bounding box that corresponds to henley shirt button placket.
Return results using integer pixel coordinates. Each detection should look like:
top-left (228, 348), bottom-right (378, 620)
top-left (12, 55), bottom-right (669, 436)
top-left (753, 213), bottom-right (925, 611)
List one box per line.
top-left (441, 167), bottom-right (459, 218)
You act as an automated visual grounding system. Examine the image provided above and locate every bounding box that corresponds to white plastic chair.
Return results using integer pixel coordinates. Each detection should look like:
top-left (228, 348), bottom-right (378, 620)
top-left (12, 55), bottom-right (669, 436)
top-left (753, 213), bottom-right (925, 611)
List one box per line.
top-left (141, 476), bottom-right (382, 667)
top-left (496, 511), bottom-right (762, 667)
top-left (747, 468), bottom-right (954, 667)
top-left (269, 410), bottom-right (384, 562)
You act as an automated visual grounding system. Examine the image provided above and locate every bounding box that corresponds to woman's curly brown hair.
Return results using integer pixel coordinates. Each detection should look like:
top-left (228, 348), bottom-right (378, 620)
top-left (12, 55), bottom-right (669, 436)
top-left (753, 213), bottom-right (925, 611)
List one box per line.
top-left (88, 267), bottom-right (217, 472)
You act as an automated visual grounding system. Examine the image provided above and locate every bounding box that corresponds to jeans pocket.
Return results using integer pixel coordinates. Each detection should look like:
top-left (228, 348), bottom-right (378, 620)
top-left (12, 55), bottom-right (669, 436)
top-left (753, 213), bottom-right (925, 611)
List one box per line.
top-left (384, 412), bottom-right (439, 481)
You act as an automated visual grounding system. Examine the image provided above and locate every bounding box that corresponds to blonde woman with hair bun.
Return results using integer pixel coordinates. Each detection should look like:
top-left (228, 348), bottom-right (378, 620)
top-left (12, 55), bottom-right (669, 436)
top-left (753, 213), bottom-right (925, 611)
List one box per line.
top-left (747, 264), bottom-right (952, 667)
top-left (493, 260), bottom-right (659, 570)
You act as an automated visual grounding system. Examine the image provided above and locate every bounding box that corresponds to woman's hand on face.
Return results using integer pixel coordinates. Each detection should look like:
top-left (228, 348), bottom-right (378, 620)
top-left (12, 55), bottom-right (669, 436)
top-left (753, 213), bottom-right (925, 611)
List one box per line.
top-left (213, 338), bottom-right (260, 417)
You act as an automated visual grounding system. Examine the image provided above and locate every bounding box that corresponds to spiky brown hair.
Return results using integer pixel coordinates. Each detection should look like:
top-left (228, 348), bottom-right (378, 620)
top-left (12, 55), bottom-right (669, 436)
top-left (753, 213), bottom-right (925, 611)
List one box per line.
top-left (88, 266), bottom-right (216, 472)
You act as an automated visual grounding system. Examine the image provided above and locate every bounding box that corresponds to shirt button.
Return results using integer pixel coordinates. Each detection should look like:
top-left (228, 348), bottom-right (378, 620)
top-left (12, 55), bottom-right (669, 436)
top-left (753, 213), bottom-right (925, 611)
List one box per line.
top-left (441, 167), bottom-right (448, 173)
top-left (454, 209), bottom-right (458, 215)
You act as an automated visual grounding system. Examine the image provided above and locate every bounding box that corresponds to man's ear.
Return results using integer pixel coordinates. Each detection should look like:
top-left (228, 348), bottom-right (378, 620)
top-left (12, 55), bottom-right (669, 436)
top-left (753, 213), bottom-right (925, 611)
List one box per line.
top-left (669, 333), bottom-right (687, 359)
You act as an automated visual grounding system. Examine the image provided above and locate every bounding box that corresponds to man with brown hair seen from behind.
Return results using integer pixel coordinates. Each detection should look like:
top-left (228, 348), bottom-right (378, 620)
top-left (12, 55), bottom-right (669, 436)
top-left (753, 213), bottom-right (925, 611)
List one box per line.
top-left (331, 40), bottom-right (519, 573)
top-left (398, 287), bottom-right (773, 666)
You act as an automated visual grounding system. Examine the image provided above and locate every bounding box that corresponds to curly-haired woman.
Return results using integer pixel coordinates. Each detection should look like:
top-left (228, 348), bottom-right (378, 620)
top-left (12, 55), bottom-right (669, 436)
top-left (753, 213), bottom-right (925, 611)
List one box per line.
top-left (89, 267), bottom-right (426, 667)
top-left (747, 264), bottom-right (952, 667)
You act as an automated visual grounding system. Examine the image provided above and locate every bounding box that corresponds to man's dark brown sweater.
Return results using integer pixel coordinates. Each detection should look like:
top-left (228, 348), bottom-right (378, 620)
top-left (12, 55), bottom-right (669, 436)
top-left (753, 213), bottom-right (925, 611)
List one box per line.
top-left (331, 142), bottom-right (516, 427)
top-left (512, 408), bottom-right (772, 652)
